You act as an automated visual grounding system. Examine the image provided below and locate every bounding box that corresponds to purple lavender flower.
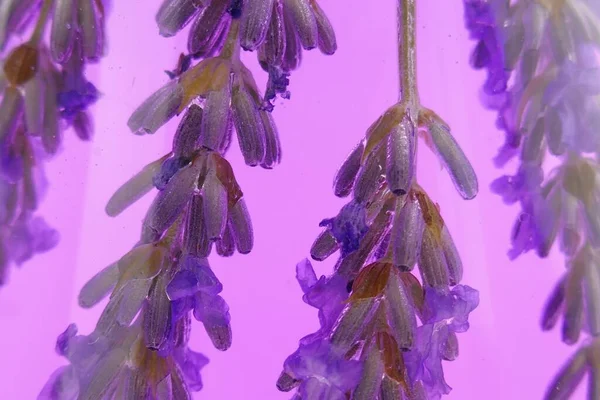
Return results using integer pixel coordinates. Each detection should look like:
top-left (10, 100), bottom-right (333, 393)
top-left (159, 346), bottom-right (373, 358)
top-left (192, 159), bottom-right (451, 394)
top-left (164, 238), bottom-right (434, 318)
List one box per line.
top-left (282, 339), bottom-right (362, 399)
top-left (166, 254), bottom-right (233, 351)
top-left (319, 201), bottom-right (369, 257)
top-left (404, 285), bottom-right (479, 400)
top-left (152, 156), bottom-right (191, 190)
top-left (40, 319), bottom-right (209, 399)
top-left (263, 65), bottom-right (290, 112)
top-left (296, 258), bottom-right (349, 336)
top-left (6, 213), bottom-right (59, 265)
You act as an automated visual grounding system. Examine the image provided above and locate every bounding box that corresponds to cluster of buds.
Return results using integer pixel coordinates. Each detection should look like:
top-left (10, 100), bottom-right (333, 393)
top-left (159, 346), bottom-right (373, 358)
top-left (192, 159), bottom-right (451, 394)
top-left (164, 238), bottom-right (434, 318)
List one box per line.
top-left (40, 0), bottom-right (337, 398)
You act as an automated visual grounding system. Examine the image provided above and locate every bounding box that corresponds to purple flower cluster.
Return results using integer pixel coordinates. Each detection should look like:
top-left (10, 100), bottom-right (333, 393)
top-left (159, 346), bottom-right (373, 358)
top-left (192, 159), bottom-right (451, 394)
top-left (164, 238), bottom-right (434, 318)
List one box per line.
top-left (404, 285), bottom-right (479, 399)
top-left (464, 1), bottom-right (600, 398)
top-left (0, 0), bottom-right (106, 286)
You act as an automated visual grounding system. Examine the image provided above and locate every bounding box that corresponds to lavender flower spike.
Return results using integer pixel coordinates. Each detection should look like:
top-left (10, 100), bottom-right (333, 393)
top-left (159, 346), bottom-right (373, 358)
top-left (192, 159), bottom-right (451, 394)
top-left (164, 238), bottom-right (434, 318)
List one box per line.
top-left (280, 2), bottom-right (480, 399)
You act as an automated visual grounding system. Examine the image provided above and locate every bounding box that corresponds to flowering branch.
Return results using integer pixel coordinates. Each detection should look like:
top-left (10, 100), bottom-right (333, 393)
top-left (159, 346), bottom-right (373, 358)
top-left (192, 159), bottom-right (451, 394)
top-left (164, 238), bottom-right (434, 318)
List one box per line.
top-left (40, 0), bottom-right (337, 398)
top-left (0, 0), bottom-right (106, 286)
top-left (463, 0), bottom-right (600, 398)
top-left (276, 1), bottom-right (480, 399)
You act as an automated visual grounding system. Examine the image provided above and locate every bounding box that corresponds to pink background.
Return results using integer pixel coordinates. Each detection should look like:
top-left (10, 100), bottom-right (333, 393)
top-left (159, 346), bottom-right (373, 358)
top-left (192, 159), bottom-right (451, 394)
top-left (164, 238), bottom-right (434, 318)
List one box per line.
top-left (0, 0), bottom-right (583, 399)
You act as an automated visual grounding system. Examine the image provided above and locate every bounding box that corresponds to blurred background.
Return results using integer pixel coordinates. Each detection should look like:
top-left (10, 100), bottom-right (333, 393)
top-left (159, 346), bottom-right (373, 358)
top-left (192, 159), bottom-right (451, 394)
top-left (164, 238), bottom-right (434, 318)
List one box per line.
top-left (0, 0), bottom-right (580, 398)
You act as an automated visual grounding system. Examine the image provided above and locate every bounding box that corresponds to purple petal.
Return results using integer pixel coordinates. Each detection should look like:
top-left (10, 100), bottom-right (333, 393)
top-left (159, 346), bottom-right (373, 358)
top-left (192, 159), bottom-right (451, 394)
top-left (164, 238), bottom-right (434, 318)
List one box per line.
top-left (194, 293), bottom-right (232, 351)
top-left (296, 258), bottom-right (318, 293)
top-left (55, 324), bottom-right (78, 357)
top-left (38, 365), bottom-right (79, 400)
top-left (153, 156), bottom-right (191, 191)
top-left (173, 346), bottom-right (209, 392)
top-left (319, 201), bottom-right (368, 257)
top-left (167, 270), bottom-right (199, 301)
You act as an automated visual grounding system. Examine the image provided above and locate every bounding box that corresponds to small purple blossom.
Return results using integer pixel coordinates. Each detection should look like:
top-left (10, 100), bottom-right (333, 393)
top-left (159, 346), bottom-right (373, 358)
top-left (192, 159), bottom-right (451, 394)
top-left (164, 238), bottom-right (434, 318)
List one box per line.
top-left (263, 66), bottom-right (291, 112)
top-left (404, 285), bottom-right (479, 400)
top-left (165, 254), bottom-right (232, 351)
top-left (7, 214), bottom-right (60, 266)
top-left (490, 163), bottom-right (543, 205)
top-left (153, 156), bottom-right (191, 191)
top-left (172, 345), bottom-right (210, 391)
top-left (283, 339), bottom-right (362, 400)
top-left (296, 258), bottom-right (349, 337)
top-left (320, 201), bottom-right (369, 257)
top-left (57, 82), bottom-right (99, 121)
